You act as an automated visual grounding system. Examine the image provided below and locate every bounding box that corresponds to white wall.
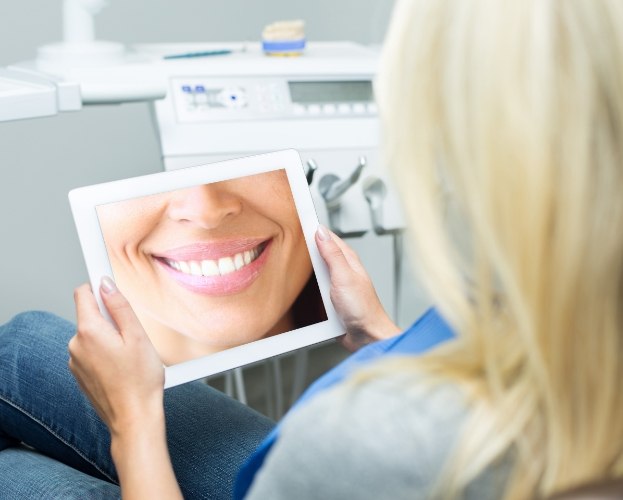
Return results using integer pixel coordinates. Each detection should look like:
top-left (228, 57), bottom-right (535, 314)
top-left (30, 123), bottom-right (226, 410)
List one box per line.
top-left (0, 0), bottom-right (398, 324)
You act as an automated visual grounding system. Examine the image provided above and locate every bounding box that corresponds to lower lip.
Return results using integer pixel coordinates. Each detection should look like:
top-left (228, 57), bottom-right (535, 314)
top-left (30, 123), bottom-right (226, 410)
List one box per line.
top-left (155, 241), bottom-right (271, 296)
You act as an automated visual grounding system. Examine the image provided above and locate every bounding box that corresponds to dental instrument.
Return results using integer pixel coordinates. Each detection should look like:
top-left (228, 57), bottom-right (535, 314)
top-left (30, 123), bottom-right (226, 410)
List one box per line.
top-left (363, 176), bottom-right (405, 321)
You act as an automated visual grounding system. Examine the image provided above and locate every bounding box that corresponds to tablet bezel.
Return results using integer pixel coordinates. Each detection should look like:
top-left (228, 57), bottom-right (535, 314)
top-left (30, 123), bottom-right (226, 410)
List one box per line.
top-left (69, 149), bottom-right (344, 388)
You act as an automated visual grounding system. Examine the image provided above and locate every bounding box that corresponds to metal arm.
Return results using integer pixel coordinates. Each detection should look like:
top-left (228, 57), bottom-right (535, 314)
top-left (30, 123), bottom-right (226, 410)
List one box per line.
top-left (305, 158), bottom-right (318, 185)
top-left (316, 156), bottom-right (368, 238)
top-left (362, 175), bottom-right (404, 322)
top-left (362, 176), bottom-right (387, 233)
top-left (63, 0), bottom-right (109, 43)
top-left (318, 156), bottom-right (366, 208)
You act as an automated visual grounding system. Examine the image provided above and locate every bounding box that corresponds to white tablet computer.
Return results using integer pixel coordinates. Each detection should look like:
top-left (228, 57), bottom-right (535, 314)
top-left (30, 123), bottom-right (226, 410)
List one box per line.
top-left (69, 149), bottom-right (343, 388)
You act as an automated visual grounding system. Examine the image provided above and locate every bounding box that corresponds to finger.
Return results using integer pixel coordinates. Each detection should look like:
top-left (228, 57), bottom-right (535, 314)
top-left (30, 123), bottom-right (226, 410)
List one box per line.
top-left (99, 276), bottom-right (145, 340)
top-left (329, 231), bottom-right (366, 273)
top-left (74, 283), bottom-right (101, 319)
top-left (315, 225), bottom-right (353, 282)
top-left (74, 284), bottom-right (110, 335)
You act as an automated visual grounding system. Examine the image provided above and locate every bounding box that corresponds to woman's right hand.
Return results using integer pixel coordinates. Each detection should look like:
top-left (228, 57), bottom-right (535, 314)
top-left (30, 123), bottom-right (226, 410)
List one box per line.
top-left (70, 279), bottom-right (165, 437)
top-left (71, 279), bottom-right (182, 500)
top-left (315, 225), bottom-right (401, 352)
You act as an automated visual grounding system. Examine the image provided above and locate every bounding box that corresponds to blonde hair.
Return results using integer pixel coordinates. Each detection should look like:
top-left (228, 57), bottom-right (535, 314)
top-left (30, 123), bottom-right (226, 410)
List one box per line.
top-left (375, 0), bottom-right (623, 497)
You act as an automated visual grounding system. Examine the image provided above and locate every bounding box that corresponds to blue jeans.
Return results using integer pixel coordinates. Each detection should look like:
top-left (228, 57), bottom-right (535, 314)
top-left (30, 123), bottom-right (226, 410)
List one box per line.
top-left (0, 311), bottom-right (275, 499)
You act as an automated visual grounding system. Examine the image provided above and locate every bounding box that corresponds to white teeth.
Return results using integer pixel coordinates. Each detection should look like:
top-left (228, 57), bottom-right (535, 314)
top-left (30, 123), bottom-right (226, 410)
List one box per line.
top-left (218, 256), bottom-right (236, 275)
top-left (164, 244), bottom-right (264, 277)
top-left (201, 259), bottom-right (220, 277)
top-left (189, 261), bottom-right (203, 276)
top-left (234, 253), bottom-right (244, 270)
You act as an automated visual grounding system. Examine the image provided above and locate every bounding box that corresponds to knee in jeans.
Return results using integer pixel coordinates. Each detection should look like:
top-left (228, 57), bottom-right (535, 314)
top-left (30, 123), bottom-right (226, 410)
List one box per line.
top-left (10, 311), bottom-right (64, 327)
top-left (0, 311), bottom-right (75, 353)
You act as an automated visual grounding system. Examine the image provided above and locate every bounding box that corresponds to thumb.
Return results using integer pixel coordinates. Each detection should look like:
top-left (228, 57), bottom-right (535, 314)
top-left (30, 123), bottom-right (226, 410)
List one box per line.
top-left (315, 225), bottom-right (352, 284)
top-left (99, 276), bottom-right (144, 340)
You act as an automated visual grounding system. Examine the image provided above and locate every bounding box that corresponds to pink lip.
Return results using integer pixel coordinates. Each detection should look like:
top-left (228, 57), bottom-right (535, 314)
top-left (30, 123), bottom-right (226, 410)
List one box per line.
top-left (154, 239), bottom-right (272, 296)
top-left (156, 238), bottom-right (267, 261)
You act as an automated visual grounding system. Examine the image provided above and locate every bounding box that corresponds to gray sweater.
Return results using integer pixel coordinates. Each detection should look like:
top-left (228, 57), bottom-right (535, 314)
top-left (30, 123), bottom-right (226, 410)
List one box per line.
top-left (246, 373), bottom-right (510, 499)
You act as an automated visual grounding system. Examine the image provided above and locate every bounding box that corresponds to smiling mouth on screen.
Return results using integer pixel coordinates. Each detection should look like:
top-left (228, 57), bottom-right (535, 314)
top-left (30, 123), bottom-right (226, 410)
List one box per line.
top-left (153, 239), bottom-right (271, 296)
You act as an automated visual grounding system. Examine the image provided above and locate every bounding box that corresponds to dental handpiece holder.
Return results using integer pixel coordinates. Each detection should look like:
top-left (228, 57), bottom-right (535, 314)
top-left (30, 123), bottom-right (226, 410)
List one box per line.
top-left (362, 176), bottom-right (404, 236)
top-left (363, 176), bottom-right (405, 322)
top-left (318, 156), bottom-right (367, 238)
top-left (305, 159), bottom-right (318, 185)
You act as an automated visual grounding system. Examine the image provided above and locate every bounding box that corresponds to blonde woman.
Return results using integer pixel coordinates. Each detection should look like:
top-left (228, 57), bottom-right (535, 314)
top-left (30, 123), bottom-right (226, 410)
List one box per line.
top-left (0, 0), bottom-right (621, 498)
top-left (377, 0), bottom-right (623, 496)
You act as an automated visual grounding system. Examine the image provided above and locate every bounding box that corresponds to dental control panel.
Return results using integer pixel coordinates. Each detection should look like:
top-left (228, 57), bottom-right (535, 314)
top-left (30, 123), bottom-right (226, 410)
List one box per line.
top-left (172, 78), bottom-right (377, 123)
top-left (147, 42), bottom-right (408, 319)
top-left (147, 42), bottom-right (403, 235)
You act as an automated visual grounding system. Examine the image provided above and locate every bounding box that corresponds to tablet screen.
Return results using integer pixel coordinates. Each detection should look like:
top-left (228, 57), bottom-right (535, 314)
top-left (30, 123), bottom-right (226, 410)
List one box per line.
top-left (95, 169), bottom-right (328, 366)
top-left (71, 150), bottom-right (343, 387)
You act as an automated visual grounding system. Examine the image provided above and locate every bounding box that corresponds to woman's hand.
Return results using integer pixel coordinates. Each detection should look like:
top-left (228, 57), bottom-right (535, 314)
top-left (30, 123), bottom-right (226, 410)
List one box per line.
top-left (70, 278), bottom-right (182, 500)
top-left (69, 278), bottom-right (165, 437)
top-left (316, 225), bottom-right (401, 352)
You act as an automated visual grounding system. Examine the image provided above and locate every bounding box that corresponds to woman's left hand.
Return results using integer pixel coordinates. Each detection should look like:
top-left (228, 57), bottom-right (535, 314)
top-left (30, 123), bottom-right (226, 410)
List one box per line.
top-left (315, 226), bottom-right (401, 352)
top-left (69, 278), bottom-right (165, 438)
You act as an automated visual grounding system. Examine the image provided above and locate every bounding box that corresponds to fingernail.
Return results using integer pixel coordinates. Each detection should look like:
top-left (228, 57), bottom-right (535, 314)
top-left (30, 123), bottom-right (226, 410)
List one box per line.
top-left (317, 224), bottom-right (331, 241)
top-left (101, 276), bottom-right (118, 294)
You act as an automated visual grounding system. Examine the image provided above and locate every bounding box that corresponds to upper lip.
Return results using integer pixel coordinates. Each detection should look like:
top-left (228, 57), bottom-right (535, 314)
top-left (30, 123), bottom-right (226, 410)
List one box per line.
top-left (152, 238), bottom-right (270, 261)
